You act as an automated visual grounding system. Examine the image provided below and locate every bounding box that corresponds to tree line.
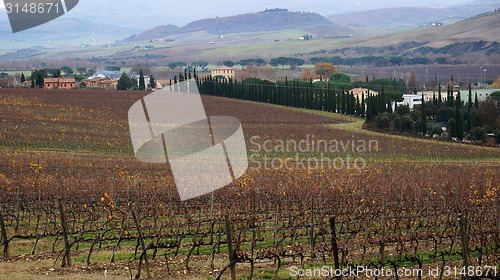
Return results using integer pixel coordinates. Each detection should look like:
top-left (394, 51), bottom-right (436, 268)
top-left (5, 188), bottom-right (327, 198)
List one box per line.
top-left (196, 74), bottom-right (403, 119)
top-left (370, 81), bottom-right (500, 144)
top-left (310, 56), bottom-right (456, 67)
top-left (196, 71), bottom-right (499, 145)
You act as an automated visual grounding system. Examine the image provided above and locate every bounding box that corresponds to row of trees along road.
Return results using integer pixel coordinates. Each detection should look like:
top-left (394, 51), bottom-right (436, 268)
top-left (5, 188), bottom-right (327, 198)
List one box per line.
top-left (197, 72), bottom-right (405, 119)
top-left (370, 81), bottom-right (500, 144)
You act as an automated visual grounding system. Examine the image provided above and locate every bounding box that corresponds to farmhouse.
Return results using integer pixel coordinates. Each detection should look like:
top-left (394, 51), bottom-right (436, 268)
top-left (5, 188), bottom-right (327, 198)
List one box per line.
top-left (156, 79), bottom-right (172, 89)
top-left (44, 78), bottom-right (76, 89)
top-left (89, 70), bottom-right (122, 80)
top-left (211, 66), bottom-right (235, 80)
top-left (87, 77), bottom-right (118, 89)
top-left (394, 94), bottom-right (422, 110)
top-left (349, 88), bottom-right (380, 100)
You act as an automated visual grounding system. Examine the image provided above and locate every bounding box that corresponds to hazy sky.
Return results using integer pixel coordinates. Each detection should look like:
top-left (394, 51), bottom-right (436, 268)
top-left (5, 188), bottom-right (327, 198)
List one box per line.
top-left (0, 0), bottom-right (477, 29)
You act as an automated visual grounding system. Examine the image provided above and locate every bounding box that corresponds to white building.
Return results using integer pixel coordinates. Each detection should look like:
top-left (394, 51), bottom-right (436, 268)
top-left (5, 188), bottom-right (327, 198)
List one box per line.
top-left (394, 94), bottom-right (422, 110)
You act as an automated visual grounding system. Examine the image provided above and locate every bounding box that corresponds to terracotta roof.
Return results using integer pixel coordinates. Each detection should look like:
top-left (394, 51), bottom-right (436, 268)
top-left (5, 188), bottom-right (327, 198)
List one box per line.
top-left (349, 88), bottom-right (379, 95)
top-left (156, 79), bottom-right (171, 85)
top-left (44, 78), bottom-right (76, 83)
top-left (212, 66), bottom-right (234, 70)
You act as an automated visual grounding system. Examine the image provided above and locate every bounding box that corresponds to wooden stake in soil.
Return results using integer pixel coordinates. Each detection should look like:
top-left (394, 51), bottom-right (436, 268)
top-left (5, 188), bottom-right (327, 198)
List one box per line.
top-left (458, 214), bottom-right (470, 280)
top-left (129, 203), bottom-right (151, 279)
top-left (58, 197), bottom-right (72, 267)
top-left (225, 214), bottom-right (237, 280)
top-left (0, 205), bottom-right (10, 258)
top-left (329, 216), bottom-right (340, 279)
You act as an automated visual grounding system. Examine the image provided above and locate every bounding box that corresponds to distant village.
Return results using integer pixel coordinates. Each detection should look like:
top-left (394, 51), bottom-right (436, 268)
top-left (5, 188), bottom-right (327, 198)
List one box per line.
top-left (0, 66), bottom-right (236, 91)
top-left (1, 64), bottom-right (497, 112)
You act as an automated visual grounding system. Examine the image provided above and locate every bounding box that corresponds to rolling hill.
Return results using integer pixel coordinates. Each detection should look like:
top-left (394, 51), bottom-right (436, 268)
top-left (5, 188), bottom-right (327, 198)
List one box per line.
top-left (177, 9), bottom-right (331, 34)
top-left (0, 6), bottom-right (498, 63)
top-left (0, 18), bottom-right (135, 44)
top-left (126, 25), bottom-right (180, 41)
top-left (126, 9), bottom-right (335, 41)
top-left (327, 1), bottom-right (498, 28)
top-left (348, 12), bottom-right (500, 48)
top-left (146, 12), bottom-right (500, 62)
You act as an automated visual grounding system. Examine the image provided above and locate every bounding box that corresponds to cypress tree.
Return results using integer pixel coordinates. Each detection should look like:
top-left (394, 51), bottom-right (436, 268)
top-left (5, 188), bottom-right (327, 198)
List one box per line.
top-left (284, 76), bottom-right (288, 106)
top-left (351, 93), bottom-right (360, 116)
top-left (139, 70), bottom-right (145, 90)
top-left (336, 88), bottom-right (341, 113)
top-left (438, 82), bottom-right (442, 106)
top-left (361, 92), bottom-right (365, 117)
top-left (35, 70), bottom-right (45, 88)
top-left (373, 93), bottom-right (379, 117)
top-left (382, 84), bottom-right (387, 112)
top-left (309, 79), bottom-right (313, 109)
top-left (345, 91), bottom-right (349, 114)
top-left (454, 94), bottom-right (464, 140)
top-left (30, 72), bottom-right (35, 88)
top-left (420, 92), bottom-right (427, 134)
top-left (149, 74), bottom-right (155, 90)
top-left (341, 88), bottom-right (346, 114)
top-left (347, 92), bottom-right (356, 115)
top-left (370, 94), bottom-right (377, 120)
top-left (474, 92), bottom-right (479, 109)
top-left (295, 79), bottom-right (299, 108)
top-left (117, 72), bottom-right (131, 90)
top-left (366, 93), bottom-right (372, 121)
top-left (466, 83), bottom-right (472, 132)
top-left (345, 92), bottom-right (349, 115)
top-left (450, 82), bottom-right (454, 108)
top-left (447, 85), bottom-right (451, 107)
top-left (332, 87), bottom-right (337, 113)
top-left (325, 82), bottom-right (330, 111)
top-left (21, 73), bottom-right (25, 83)
top-left (387, 99), bottom-right (393, 113)
top-left (355, 95), bottom-right (360, 116)
top-left (345, 91), bottom-right (350, 114)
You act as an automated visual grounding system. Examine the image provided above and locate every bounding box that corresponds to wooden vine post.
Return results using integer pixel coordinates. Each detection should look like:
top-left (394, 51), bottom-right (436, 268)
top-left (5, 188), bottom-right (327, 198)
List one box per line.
top-left (129, 202), bottom-right (151, 279)
top-left (58, 197), bottom-right (72, 267)
top-left (0, 205), bottom-right (10, 258)
top-left (329, 216), bottom-right (341, 279)
top-left (458, 214), bottom-right (470, 280)
top-left (225, 214), bottom-right (237, 280)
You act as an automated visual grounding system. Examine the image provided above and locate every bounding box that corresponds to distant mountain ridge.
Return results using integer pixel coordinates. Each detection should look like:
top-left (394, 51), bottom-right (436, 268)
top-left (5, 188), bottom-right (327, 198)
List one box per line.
top-left (178, 9), bottom-right (331, 34)
top-left (0, 18), bottom-right (135, 41)
top-left (345, 12), bottom-right (500, 48)
top-left (127, 9), bottom-right (333, 41)
top-left (127, 25), bottom-right (179, 41)
top-left (327, 2), bottom-right (498, 27)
